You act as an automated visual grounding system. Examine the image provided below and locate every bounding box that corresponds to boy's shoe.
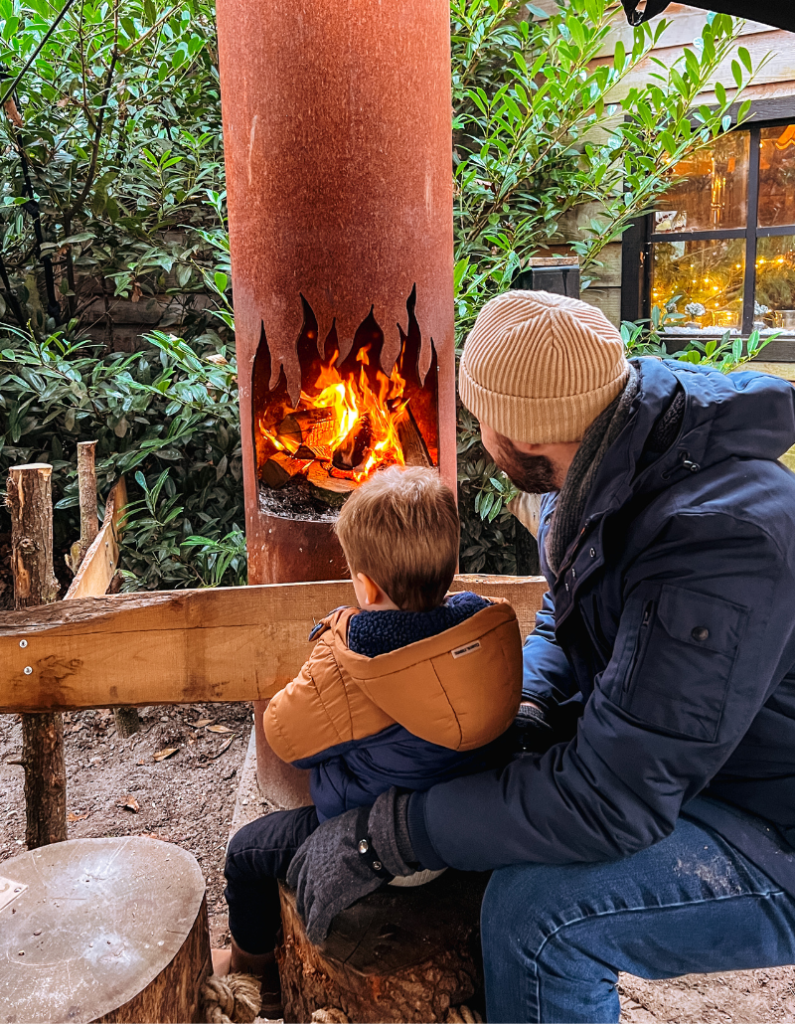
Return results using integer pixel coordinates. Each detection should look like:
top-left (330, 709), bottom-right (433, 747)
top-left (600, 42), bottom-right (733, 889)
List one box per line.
top-left (389, 866), bottom-right (447, 887)
top-left (259, 956), bottom-right (284, 1020)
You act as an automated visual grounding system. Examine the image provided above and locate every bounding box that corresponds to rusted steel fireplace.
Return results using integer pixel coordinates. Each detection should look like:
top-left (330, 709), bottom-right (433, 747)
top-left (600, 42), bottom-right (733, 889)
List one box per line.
top-left (217, 0), bottom-right (456, 804)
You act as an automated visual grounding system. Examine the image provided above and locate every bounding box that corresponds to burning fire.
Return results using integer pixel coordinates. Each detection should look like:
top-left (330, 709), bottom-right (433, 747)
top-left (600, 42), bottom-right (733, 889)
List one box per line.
top-left (254, 292), bottom-right (439, 497)
top-left (259, 339), bottom-right (411, 487)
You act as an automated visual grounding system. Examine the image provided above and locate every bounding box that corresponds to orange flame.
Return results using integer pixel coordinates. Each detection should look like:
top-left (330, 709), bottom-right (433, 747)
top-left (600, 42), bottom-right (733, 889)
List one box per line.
top-left (260, 342), bottom-right (410, 484)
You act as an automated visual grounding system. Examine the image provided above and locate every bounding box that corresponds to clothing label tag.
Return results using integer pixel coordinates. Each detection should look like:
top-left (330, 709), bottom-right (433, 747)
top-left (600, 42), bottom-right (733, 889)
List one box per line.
top-left (451, 640), bottom-right (482, 659)
top-left (0, 876), bottom-right (27, 914)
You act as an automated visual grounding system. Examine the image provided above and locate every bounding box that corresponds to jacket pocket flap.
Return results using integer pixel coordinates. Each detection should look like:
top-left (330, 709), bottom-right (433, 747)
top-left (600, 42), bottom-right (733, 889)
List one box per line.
top-left (657, 586), bottom-right (747, 654)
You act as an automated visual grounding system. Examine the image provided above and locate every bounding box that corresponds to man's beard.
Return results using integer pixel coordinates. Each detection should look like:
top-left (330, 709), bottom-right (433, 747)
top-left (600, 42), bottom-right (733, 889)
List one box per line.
top-left (489, 435), bottom-right (558, 494)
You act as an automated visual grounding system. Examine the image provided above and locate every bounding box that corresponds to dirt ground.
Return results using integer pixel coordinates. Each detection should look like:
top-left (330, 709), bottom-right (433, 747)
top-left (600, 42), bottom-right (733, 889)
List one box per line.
top-left (2, 701), bottom-right (795, 1023)
top-left (618, 969), bottom-right (795, 1023)
top-left (0, 701), bottom-right (252, 950)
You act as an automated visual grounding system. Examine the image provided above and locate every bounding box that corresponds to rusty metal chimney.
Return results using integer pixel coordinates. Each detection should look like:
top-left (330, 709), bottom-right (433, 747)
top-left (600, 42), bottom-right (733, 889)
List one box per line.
top-left (217, 0), bottom-right (456, 805)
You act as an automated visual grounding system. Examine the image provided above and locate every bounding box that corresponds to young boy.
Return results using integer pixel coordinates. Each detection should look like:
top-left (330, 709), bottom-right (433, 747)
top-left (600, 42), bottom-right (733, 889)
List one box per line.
top-left (221, 466), bottom-right (523, 1010)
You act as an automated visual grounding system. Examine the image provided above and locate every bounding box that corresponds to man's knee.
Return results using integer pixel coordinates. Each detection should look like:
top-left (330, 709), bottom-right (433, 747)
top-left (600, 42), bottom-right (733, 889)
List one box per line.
top-left (481, 862), bottom-right (567, 956)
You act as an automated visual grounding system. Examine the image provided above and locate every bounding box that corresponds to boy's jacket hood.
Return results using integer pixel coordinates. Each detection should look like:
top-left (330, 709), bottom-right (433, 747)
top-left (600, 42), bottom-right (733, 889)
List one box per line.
top-left (264, 598), bottom-right (523, 764)
top-left (330, 599), bottom-right (521, 750)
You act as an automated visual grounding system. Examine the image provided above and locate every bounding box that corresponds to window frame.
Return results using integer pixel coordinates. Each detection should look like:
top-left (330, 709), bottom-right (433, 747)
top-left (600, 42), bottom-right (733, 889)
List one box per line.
top-left (621, 101), bottom-right (795, 357)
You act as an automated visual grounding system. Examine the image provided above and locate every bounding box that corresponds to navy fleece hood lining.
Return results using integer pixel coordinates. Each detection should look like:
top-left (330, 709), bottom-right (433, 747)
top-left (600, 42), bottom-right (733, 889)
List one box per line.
top-left (347, 590), bottom-right (491, 659)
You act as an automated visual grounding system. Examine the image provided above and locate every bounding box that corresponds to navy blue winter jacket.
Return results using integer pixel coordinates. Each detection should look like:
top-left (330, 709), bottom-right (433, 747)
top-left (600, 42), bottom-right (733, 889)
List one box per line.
top-left (409, 358), bottom-right (795, 893)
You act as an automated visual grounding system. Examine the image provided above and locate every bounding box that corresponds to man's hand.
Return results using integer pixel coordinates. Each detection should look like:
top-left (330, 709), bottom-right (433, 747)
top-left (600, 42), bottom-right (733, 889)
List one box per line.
top-left (515, 700), bottom-right (555, 753)
top-left (287, 788), bottom-right (418, 944)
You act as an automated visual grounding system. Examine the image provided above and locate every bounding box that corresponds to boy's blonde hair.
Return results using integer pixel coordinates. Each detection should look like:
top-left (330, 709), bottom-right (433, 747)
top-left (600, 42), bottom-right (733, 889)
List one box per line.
top-left (335, 466), bottom-right (459, 612)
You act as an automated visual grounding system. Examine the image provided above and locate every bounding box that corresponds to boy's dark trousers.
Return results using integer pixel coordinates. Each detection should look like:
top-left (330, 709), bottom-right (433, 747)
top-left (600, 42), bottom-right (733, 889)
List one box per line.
top-left (225, 805), bottom-right (320, 955)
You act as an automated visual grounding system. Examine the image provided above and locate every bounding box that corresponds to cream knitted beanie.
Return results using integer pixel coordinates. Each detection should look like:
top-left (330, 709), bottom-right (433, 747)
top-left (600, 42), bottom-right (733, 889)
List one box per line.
top-left (459, 290), bottom-right (630, 444)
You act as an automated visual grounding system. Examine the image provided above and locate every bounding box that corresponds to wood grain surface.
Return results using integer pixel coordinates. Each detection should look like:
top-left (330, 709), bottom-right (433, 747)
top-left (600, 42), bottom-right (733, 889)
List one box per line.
top-left (0, 837), bottom-right (210, 1023)
top-left (0, 575), bottom-right (548, 713)
top-left (278, 873), bottom-right (489, 1023)
top-left (65, 477), bottom-right (127, 602)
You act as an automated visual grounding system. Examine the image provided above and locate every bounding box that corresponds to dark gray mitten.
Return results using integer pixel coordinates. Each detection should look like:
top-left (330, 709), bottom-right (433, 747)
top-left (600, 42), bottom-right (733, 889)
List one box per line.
top-left (515, 700), bottom-right (554, 754)
top-left (286, 788), bottom-right (415, 944)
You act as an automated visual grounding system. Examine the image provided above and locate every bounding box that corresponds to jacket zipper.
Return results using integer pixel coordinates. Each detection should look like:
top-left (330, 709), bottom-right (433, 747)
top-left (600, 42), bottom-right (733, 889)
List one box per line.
top-left (624, 600), bottom-right (654, 693)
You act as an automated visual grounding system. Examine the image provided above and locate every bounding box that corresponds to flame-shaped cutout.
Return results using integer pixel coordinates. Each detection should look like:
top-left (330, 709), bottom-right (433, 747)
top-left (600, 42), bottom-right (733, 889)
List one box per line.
top-left (253, 288), bottom-right (439, 497)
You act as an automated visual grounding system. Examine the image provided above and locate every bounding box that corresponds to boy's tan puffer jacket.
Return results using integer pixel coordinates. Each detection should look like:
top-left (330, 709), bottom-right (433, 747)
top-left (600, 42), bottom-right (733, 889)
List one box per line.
top-left (263, 598), bottom-right (523, 764)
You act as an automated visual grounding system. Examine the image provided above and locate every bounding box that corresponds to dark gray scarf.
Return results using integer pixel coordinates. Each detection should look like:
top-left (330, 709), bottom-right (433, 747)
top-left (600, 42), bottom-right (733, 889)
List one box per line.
top-left (545, 363), bottom-right (641, 576)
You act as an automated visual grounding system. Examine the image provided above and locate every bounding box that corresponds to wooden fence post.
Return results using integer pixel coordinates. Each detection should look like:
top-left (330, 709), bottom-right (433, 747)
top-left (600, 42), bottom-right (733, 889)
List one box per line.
top-left (70, 445), bottom-right (140, 738)
top-left (69, 440), bottom-right (99, 570)
top-left (6, 463), bottom-right (67, 849)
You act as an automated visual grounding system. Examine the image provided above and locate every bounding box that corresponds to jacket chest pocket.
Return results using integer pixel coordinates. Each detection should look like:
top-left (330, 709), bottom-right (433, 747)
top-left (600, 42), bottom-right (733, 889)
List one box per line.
top-left (620, 585), bottom-right (748, 742)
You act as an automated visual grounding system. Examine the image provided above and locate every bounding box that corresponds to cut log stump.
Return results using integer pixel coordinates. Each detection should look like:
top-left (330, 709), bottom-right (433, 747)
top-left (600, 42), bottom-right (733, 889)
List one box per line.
top-left (277, 871), bottom-right (489, 1023)
top-left (0, 837), bottom-right (211, 1023)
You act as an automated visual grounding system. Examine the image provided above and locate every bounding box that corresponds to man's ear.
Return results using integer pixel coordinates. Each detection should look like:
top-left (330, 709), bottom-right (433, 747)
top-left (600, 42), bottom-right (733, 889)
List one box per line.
top-left (356, 573), bottom-right (383, 607)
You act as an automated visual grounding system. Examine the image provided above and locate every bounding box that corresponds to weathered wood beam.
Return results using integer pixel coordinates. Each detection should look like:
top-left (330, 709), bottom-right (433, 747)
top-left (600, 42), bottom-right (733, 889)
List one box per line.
top-left (0, 575), bottom-right (548, 714)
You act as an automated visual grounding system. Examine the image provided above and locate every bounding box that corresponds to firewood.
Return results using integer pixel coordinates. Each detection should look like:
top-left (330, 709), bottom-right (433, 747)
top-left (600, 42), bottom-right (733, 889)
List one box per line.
top-left (398, 408), bottom-right (433, 468)
top-left (277, 408), bottom-right (341, 457)
top-left (306, 461), bottom-right (357, 495)
top-left (333, 419), bottom-right (371, 472)
top-left (260, 451), bottom-right (313, 490)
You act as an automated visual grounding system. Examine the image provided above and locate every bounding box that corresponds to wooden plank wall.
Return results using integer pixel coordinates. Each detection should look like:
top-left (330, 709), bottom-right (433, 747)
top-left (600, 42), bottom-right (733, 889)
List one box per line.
top-left (0, 575), bottom-right (549, 714)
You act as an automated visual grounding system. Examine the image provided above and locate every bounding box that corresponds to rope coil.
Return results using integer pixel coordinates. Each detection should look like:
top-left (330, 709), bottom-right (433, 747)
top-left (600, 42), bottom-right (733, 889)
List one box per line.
top-left (201, 973), bottom-right (261, 1024)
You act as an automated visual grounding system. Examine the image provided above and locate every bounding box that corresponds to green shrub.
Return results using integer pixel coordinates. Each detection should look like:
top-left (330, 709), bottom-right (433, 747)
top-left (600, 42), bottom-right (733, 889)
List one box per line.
top-left (0, 326), bottom-right (245, 588)
top-left (0, 0), bottom-right (766, 585)
top-left (451, 0), bottom-right (763, 572)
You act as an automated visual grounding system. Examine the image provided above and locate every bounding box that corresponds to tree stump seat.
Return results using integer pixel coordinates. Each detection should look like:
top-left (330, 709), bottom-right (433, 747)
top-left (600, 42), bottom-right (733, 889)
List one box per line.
top-left (0, 837), bottom-right (211, 1023)
top-left (277, 870), bottom-right (490, 1023)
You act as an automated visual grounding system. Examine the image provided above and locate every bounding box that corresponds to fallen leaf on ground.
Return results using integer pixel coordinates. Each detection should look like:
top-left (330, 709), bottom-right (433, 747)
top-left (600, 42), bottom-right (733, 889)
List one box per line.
top-left (153, 747), bottom-right (179, 762)
top-left (136, 758), bottom-right (146, 766)
top-left (67, 812), bottom-right (89, 823)
top-left (137, 832), bottom-right (164, 841)
top-left (118, 796), bottom-right (140, 813)
top-left (207, 736), bottom-right (237, 760)
top-left (206, 725), bottom-right (234, 734)
top-left (189, 718), bottom-right (214, 729)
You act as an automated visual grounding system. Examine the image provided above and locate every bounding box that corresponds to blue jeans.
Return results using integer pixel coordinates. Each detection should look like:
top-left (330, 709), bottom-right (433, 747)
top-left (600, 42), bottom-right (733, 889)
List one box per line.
top-left (481, 817), bottom-right (795, 1023)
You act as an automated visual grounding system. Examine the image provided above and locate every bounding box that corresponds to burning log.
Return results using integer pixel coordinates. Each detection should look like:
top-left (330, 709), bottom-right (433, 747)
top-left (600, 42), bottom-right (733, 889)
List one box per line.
top-left (277, 408), bottom-right (341, 459)
top-left (333, 419), bottom-right (372, 473)
top-left (398, 409), bottom-right (433, 469)
top-left (306, 462), bottom-right (357, 496)
top-left (261, 451), bottom-right (314, 490)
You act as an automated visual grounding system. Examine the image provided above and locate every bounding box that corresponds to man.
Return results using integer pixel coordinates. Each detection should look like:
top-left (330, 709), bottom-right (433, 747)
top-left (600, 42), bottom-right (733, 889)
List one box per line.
top-left (288, 291), bottom-right (795, 1023)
